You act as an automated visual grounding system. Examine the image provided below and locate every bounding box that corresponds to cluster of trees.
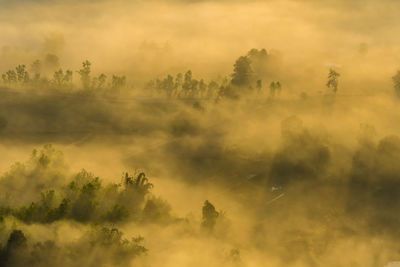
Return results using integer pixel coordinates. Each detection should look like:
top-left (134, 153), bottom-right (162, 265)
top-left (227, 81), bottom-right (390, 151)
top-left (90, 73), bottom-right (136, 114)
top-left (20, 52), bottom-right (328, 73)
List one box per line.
top-left (146, 70), bottom-right (225, 99)
top-left (0, 145), bottom-right (172, 225)
top-left (0, 199), bottom-right (224, 267)
top-left (0, 145), bottom-right (228, 266)
top-left (1, 60), bottom-right (126, 92)
top-left (0, 169), bottom-right (173, 225)
top-left (0, 227), bottom-right (146, 267)
top-left (146, 48), bottom-right (284, 100)
top-left (7, 49), bottom-right (400, 100)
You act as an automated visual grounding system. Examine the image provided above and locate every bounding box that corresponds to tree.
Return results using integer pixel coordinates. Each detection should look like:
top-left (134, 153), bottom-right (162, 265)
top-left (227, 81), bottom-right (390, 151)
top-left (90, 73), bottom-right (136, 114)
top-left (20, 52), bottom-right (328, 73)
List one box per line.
top-left (6, 230), bottom-right (27, 251)
top-left (392, 71), bottom-right (400, 97)
top-left (247, 48), bottom-right (268, 80)
top-left (2, 70), bottom-right (17, 84)
top-left (53, 69), bottom-right (73, 87)
top-left (161, 75), bottom-right (174, 97)
top-left (111, 75), bottom-right (126, 90)
top-left (124, 172), bottom-right (153, 197)
top-left (16, 65), bottom-right (29, 83)
top-left (1, 230), bottom-right (28, 267)
top-left (201, 200), bottom-right (219, 232)
top-left (326, 68), bottom-right (340, 94)
top-left (174, 73), bottom-right (183, 96)
top-left (78, 60), bottom-right (91, 89)
top-left (231, 56), bottom-right (253, 87)
top-left (30, 60), bottom-right (42, 80)
top-left (182, 70), bottom-right (193, 96)
top-left (97, 73), bottom-right (107, 88)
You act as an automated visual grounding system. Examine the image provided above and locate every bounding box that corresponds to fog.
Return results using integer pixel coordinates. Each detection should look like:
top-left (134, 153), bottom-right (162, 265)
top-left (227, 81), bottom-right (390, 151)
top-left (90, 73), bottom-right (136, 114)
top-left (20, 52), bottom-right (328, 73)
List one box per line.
top-left (0, 0), bottom-right (400, 266)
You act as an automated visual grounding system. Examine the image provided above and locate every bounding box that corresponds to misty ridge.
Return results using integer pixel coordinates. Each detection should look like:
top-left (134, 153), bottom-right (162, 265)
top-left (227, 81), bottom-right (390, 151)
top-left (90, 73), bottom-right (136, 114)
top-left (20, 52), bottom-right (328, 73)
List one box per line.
top-left (2, 0), bottom-right (400, 266)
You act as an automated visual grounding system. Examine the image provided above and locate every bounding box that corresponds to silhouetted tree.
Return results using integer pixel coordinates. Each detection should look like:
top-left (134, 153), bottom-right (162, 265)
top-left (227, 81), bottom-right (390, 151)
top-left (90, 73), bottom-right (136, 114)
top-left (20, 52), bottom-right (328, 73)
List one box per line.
top-left (92, 73), bottom-right (107, 89)
top-left (201, 200), bottom-right (219, 232)
top-left (78, 60), bottom-right (91, 89)
top-left (326, 68), bottom-right (340, 94)
top-left (16, 65), bottom-right (29, 83)
top-left (182, 70), bottom-right (193, 97)
top-left (2, 70), bottom-right (17, 84)
top-left (231, 56), bottom-right (253, 87)
top-left (0, 230), bottom-right (28, 267)
top-left (111, 75), bottom-right (126, 90)
top-left (53, 69), bottom-right (72, 86)
top-left (174, 73), bottom-right (183, 96)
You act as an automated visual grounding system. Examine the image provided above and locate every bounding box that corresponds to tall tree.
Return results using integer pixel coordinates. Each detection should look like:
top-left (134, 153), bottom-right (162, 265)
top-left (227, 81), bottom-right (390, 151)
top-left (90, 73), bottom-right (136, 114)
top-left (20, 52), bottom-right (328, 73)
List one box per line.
top-left (326, 68), bottom-right (340, 94)
top-left (231, 56), bottom-right (253, 87)
top-left (201, 200), bottom-right (219, 232)
top-left (78, 60), bottom-right (91, 89)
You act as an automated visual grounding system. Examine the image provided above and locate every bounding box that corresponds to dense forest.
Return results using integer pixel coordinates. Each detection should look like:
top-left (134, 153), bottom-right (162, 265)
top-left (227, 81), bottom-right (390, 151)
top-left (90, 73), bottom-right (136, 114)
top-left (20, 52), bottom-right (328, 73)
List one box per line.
top-left (1, 0), bottom-right (400, 266)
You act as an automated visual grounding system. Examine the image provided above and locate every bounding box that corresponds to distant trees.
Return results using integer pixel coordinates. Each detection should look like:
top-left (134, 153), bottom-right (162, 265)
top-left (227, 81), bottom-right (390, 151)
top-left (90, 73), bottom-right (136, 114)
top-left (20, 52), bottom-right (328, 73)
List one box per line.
top-left (111, 75), bottom-right (126, 90)
top-left (2, 65), bottom-right (29, 85)
top-left (1, 70), bottom-right (17, 84)
top-left (0, 166), bottom-right (172, 225)
top-left (0, 59), bottom-right (128, 93)
top-left (53, 69), bottom-right (73, 86)
top-left (0, 227), bottom-right (146, 267)
top-left (147, 70), bottom-right (221, 99)
top-left (326, 68), bottom-right (340, 94)
top-left (15, 65), bottom-right (29, 83)
top-left (269, 81), bottom-right (282, 97)
top-left (93, 73), bottom-right (107, 89)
